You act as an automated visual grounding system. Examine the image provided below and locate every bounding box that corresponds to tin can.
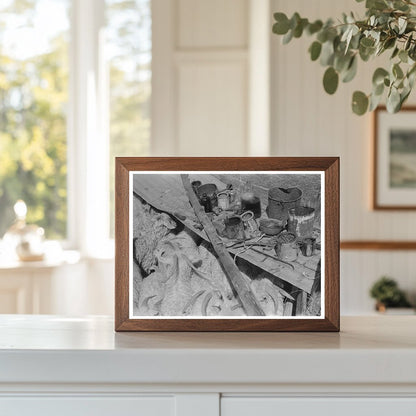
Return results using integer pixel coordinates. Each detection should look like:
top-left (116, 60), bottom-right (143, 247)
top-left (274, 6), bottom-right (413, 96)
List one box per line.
top-left (200, 193), bottom-right (212, 213)
top-left (301, 238), bottom-right (315, 257)
top-left (191, 180), bottom-right (202, 194)
top-left (224, 216), bottom-right (245, 240)
top-left (217, 192), bottom-right (230, 210)
top-left (275, 233), bottom-right (298, 262)
top-left (240, 210), bottom-right (259, 238)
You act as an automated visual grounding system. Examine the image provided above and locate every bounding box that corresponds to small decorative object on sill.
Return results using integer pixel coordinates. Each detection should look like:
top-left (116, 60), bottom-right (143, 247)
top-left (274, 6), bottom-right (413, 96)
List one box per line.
top-left (3, 200), bottom-right (45, 262)
top-left (370, 276), bottom-right (413, 313)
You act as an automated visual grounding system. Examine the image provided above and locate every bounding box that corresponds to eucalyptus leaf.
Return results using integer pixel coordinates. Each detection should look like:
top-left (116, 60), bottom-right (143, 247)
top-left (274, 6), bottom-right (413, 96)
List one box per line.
top-left (383, 37), bottom-right (396, 50)
top-left (366, 0), bottom-right (388, 10)
top-left (320, 40), bottom-right (335, 66)
top-left (360, 37), bottom-right (375, 48)
top-left (398, 17), bottom-right (407, 34)
top-left (373, 82), bottom-right (385, 96)
top-left (387, 87), bottom-right (401, 112)
top-left (307, 20), bottom-right (323, 35)
top-left (393, 63), bottom-right (404, 79)
top-left (352, 91), bottom-right (369, 115)
top-left (323, 67), bottom-right (339, 94)
top-left (399, 49), bottom-right (408, 63)
top-left (273, 13), bottom-right (290, 35)
top-left (309, 41), bottom-right (322, 61)
top-left (359, 44), bottom-right (375, 61)
top-left (282, 29), bottom-right (294, 44)
top-left (405, 34), bottom-right (413, 50)
top-left (401, 87), bottom-right (411, 106)
top-left (391, 47), bottom-right (399, 59)
top-left (334, 52), bottom-right (352, 72)
top-left (342, 56), bottom-right (358, 82)
top-left (372, 67), bottom-right (389, 85)
top-left (369, 92), bottom-right (383, 111)
top-left (293, 18), bottom-right (308, 38)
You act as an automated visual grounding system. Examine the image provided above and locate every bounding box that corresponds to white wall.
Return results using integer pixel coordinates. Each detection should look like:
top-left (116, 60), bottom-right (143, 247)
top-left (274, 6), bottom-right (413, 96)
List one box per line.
top-left (271, 0), bottom-right (416, 313)
top-left (44, 0), bottom-right (416, 317)
top-left (152, 0), bottom-right (272, 157)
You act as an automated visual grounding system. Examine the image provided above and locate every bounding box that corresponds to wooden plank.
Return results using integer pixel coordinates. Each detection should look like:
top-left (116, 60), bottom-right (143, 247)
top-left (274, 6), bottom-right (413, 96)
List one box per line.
top-left (341, 240), bottom-right (416, 250)
top-left (295, 290), bottom-right (308, 316)
top-left (229, 247), bottom-right (314, 294)
top-left (181, 174), bottom-right (265, 317)
top-left (283, 301), bottom-right (293, 316)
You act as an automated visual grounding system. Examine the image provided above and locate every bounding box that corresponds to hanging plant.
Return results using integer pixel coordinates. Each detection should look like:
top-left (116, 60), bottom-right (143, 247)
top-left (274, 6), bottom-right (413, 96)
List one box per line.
top-left (272, 0), bottom-right (416, 115)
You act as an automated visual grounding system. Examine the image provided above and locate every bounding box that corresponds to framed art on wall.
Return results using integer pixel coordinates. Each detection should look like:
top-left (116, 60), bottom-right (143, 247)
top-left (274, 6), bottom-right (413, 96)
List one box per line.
top-left (374, 106), bottom-right (416, 210)
top-left (115, 157), bottom-right (339, 331)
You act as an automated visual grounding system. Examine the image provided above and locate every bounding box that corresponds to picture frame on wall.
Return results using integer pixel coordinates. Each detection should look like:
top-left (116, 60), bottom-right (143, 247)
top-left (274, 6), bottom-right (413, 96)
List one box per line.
top-left (115, 157), bottom-right (339, 332)
top-left (374, 106), bottom-right (416, 210)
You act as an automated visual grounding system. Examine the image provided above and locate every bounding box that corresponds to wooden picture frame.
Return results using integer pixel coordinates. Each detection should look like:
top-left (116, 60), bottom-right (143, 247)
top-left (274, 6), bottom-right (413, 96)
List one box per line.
top-left (115, 157), bottom-right (339, 332)
top-left (373, 106), bottom-right (416, 210)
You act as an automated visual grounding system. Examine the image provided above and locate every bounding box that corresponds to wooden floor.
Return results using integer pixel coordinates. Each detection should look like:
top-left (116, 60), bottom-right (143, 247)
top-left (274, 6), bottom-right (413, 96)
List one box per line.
top-left (133, 173), bottom-right (320, 294)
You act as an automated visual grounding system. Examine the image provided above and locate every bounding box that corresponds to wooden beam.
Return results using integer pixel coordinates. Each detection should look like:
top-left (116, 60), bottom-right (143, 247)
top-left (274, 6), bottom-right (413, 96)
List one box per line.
top-left (341, 241), bottom-right (416, 251)
top-left (181, 174), bottom-right (265, 316)
top-left (295, 291), bottom-right (308, 316)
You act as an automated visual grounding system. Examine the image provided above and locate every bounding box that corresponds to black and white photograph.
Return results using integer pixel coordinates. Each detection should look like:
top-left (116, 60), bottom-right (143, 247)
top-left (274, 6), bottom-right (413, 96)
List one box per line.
top-left (129, 171), bottom-right (324, 318)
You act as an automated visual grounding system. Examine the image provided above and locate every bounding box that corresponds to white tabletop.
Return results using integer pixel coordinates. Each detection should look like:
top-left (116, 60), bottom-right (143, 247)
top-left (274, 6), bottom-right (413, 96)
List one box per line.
top-left (0, 315), bottom-right (415, 386)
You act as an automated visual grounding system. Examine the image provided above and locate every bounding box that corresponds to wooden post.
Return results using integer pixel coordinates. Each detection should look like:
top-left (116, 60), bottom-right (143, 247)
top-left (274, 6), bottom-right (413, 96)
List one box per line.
top-left (295, 290), bottom-right (308, 316)
top-left (181, 174), bottom-right (265, 316)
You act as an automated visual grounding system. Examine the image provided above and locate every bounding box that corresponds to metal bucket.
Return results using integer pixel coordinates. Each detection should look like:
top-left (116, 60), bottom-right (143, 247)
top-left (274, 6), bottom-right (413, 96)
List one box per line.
top-left (223, 216), bottom-right (245, 240)
top-left (267, 187), bottom-right (302, 221)
top-left (241, 194), bottom-right (261, 218)
top-left (275, 232), bottom-right (298, 262)
top-left (197, 183), bottom-right (218, 207)
top-left (287, 206), bottom-right (315, 238)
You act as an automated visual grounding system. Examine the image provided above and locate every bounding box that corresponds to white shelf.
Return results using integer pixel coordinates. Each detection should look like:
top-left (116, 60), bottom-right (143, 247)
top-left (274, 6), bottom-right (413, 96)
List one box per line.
top-left (0, 315), bottom-right (415, 387)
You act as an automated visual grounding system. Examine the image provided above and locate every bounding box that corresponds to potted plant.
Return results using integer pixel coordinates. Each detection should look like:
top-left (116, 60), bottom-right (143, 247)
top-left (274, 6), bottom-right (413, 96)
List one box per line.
top-left (369, 276), bottom-right (414, 313)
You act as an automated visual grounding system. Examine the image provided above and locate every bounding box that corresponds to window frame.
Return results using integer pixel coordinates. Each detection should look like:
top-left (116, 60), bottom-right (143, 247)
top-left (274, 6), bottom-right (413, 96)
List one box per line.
top-left (67, 0), bottom-right (111, 257)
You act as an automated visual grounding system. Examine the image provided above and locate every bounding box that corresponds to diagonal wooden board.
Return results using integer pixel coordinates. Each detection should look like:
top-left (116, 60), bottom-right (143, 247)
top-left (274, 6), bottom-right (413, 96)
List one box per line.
top-left (132, 173), bottom-right (316, 294)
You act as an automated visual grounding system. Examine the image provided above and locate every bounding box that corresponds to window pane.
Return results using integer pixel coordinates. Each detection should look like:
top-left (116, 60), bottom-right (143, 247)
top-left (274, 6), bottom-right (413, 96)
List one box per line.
top-left (106, 0), bottom-right (151, 237)
top-left (0, 0), bottom-right (70, 239)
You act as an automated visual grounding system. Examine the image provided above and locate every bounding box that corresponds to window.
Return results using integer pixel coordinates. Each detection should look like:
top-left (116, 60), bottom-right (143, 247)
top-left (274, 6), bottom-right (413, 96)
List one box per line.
top-left (0, 0), bottom-right (70, 239)
top-left (0, 0), bottom-right (151, 252)
top-left (106, 0), bottom-right (151, 237)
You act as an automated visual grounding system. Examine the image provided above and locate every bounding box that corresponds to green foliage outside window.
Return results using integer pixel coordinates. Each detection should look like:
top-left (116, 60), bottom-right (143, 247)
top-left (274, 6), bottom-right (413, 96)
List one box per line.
top-left (0, 1), bottom-right (69, 238)
top-left (0, 0), bottom-right (151, 240)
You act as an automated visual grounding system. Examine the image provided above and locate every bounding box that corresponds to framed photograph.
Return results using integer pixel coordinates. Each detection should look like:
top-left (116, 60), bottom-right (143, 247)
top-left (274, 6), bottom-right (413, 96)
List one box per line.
top-left (374, 106), bottom-right (416, 210)
top-left (115, 157), bottom-right (339, 332)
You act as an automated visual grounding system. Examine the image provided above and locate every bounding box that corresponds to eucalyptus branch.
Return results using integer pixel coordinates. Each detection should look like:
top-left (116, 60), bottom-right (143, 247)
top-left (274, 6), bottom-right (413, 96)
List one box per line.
top-left (272, 0), bottom-right (416, 115)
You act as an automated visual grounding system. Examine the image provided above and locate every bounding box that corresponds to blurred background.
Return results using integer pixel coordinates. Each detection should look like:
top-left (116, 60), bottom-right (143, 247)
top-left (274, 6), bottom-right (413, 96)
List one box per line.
top-left (0, 0), bottom-right (415, 316)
